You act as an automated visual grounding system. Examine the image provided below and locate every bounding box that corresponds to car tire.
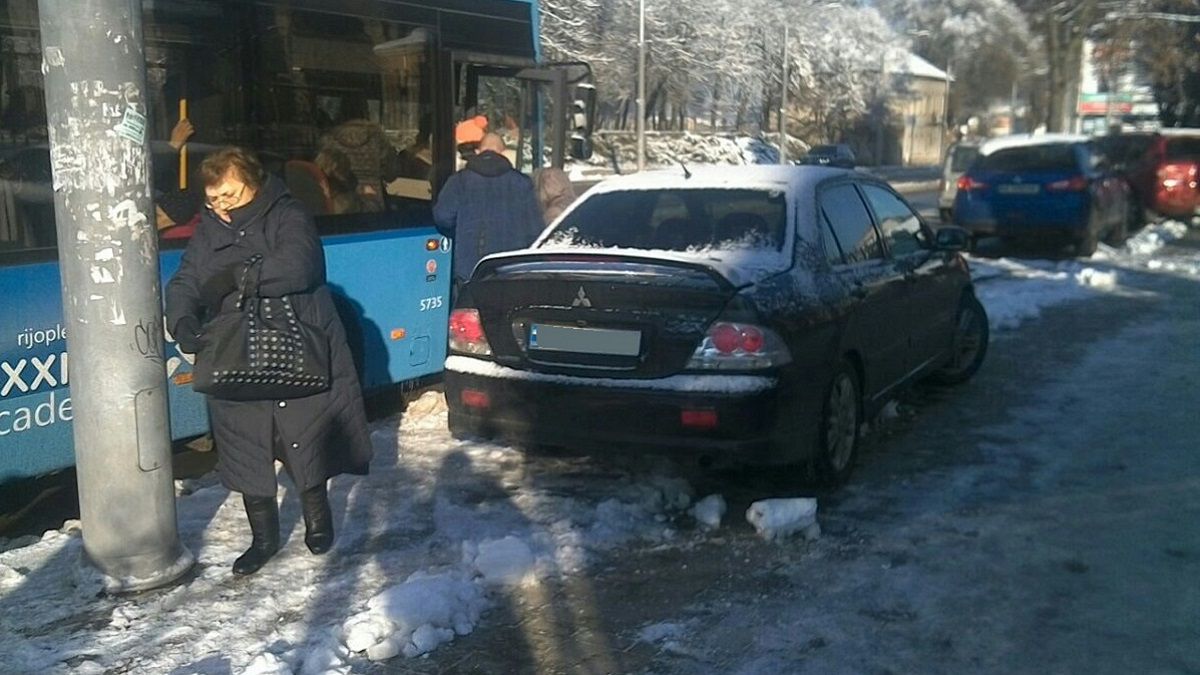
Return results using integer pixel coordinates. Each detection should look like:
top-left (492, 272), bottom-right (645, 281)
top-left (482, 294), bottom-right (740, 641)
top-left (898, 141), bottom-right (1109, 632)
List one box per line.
top-left (1105, 209), bottom-right (1129, 247)
top-left (1076, 230), bottom-right (1098, 257)
top-left (939, 207), bottom-right (953, 224)
top-left (814, 360), bottom-right (861, 487)
top-left (928, 294), bottom-right (989, 386)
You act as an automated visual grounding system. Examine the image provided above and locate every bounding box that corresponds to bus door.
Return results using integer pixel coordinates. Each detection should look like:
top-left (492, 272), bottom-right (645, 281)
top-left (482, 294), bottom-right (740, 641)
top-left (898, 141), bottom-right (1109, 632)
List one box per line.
top-left (455, 60), bottom-right (594, 173)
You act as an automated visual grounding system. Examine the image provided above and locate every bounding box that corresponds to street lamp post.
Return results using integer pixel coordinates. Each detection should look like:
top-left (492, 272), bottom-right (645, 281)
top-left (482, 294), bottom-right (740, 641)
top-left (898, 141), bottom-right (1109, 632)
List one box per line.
top-left (38, 0), bottom-right (192, 592)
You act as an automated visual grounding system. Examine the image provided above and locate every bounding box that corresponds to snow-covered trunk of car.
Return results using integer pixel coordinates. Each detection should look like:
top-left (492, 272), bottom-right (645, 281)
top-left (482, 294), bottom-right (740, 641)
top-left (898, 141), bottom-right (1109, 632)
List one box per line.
top-left (464, 254), bottom-right (738, 378)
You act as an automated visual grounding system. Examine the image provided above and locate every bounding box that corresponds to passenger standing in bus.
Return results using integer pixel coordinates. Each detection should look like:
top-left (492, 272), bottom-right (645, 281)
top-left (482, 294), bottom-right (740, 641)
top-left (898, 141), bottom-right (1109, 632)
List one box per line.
top-left (433, 132), bottom-right (544, 291)
top-left (318, 96), bottom-right (402, 208)
top-left (165, 147), bottom-right (373, 576)
top-left (155, 118), bottom-right (202, 239)
top-left (532, 166), bottom-right (577, 225)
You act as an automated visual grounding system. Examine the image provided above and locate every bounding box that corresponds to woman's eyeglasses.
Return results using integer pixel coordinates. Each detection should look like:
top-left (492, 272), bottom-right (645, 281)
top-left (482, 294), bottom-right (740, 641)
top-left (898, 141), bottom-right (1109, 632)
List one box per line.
top-left (204, 182), bottom-right (247, 210)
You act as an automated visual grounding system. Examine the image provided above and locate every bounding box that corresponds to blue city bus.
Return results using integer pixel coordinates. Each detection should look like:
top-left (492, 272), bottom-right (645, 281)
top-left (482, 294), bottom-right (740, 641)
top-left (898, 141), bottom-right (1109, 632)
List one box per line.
top-left (0, 0), bottom-right (593, 486)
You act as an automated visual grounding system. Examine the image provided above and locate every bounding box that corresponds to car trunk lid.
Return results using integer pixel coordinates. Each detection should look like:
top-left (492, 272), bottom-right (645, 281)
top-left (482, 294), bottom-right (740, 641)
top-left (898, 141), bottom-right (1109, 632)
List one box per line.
top-left (468, 251), bottom-right (741, 378)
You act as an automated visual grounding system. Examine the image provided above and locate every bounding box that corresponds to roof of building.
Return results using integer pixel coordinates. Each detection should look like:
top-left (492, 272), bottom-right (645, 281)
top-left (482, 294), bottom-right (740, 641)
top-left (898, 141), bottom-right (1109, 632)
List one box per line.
top-left (888, 53), bottom-right (950, 82)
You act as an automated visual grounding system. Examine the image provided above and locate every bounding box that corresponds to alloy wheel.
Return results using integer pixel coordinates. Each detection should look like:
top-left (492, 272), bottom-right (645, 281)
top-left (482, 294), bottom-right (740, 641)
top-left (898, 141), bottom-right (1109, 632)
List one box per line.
top-left (824, 373), bottom-right (858, 472)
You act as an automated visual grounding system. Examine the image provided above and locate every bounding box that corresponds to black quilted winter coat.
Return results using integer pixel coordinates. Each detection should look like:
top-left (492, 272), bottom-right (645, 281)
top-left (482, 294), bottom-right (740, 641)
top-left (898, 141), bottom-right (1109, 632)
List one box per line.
top-left (165, 176), bottom-right (372, 497)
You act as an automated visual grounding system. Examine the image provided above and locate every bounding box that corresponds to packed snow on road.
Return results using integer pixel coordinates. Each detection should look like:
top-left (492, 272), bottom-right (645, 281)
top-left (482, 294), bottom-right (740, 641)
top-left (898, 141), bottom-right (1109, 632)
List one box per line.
top-left (0, 220), bottom-right (1194, 674)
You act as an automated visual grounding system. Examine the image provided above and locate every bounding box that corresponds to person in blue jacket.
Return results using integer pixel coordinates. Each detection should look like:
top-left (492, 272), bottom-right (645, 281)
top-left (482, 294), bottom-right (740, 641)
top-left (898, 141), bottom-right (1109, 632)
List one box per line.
top-left (433, 132), bottom-right (544, 289)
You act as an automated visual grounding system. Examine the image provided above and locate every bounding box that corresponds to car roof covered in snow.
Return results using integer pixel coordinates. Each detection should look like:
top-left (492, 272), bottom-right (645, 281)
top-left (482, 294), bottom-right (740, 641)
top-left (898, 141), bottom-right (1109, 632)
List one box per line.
top-left (583, 164), bottom-right (854, 196)
top-left (980, 133), bottom-right (1090, 156)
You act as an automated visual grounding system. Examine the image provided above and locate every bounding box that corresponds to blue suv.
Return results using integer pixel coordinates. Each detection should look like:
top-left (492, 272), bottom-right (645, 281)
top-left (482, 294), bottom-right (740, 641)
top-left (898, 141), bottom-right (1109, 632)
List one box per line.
top-left (953, 135), bottom-right (1133, 255)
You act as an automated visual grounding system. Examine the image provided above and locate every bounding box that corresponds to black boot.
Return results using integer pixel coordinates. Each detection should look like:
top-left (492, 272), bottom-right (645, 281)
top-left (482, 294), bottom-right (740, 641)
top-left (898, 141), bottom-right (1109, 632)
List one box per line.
top-left (233, 495), bottom-right (280, 576)
top-left (300, 483), bottom-right (334, 555)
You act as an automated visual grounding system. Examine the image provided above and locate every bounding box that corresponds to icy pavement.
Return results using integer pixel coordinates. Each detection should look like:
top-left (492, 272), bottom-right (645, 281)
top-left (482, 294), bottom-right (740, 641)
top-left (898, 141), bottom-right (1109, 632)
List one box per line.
top-left (0, 394), bottom-right (716, 673)
top-left (0, 220), bottom-right (1196, 674)
top-left (968, 219), bottom-right (1193, 331)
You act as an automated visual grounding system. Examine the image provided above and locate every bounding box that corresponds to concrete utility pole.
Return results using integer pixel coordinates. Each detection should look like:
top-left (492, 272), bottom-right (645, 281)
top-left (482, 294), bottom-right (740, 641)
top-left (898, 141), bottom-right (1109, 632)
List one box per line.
top-left (636, 0), bottom-right (647, 172)
top-left (779, 25), bottom-right (789, 165)
top-left (38, 0), bottom-right (192, 591)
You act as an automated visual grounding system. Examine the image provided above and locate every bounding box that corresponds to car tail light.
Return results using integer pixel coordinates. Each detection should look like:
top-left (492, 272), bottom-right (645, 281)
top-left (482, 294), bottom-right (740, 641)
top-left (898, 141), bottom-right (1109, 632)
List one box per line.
top-left (686, 321), bottom-right (790, 370)
top-left (1158, 163), bottom-right (1198, 190)
top-left (681, 409), bottom-right (719, 429)
top-left (448, 309), bottom-right (492, 356)
top-left (1046, 176), bottom-right (1089, 192)
top-left (956, 175), bottom-right (986, 192)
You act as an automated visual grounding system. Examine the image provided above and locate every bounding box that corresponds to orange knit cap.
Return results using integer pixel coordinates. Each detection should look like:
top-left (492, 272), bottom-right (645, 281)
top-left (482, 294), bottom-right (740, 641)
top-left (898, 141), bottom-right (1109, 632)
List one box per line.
top-left (454, 115), bottom-right (488, 144)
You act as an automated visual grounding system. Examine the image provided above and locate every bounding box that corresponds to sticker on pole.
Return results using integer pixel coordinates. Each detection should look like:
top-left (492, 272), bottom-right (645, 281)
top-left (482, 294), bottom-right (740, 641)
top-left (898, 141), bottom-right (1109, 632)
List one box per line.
top-left (115, 107), bottom-right (146, 145)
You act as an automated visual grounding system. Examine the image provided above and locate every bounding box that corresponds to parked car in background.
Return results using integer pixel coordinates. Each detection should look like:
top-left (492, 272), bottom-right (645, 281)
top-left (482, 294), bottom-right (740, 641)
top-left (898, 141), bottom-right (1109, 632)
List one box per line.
top-left (1097, 129), bottom-right (1200, 221)
top-left (938, 141), bottom-right (981, 223)
top-left (953, 134), bottom-right (1133, 255)
top-left (799, 144), bottom-right (857, 169)
top-left (445, 166), bottom-right (987, 486)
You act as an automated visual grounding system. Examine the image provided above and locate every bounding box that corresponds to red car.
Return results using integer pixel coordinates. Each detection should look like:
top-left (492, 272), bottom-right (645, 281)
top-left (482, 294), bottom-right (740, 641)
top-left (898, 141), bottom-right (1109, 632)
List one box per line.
top-left (1099, 130), bottom-right (1200, 220)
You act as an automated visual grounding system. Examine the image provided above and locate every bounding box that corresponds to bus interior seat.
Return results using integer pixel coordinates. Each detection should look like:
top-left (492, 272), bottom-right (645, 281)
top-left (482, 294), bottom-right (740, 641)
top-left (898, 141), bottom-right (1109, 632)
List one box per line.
top-left (284, 160), bottom-right (331, 216)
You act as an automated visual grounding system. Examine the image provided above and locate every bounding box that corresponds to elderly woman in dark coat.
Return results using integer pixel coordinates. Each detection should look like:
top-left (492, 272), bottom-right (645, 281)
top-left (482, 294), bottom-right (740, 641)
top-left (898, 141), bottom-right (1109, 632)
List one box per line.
top-left (166, 147), bottom-right (372, 576)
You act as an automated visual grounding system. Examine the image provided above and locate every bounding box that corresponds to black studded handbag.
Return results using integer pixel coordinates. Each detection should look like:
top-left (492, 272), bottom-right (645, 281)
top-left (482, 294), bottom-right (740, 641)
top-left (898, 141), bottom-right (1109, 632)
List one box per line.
top-left (192, 255), bottom-right (331, 401)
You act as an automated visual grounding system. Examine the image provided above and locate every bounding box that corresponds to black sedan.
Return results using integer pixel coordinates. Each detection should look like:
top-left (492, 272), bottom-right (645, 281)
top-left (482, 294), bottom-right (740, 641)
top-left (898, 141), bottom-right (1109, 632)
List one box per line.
top-left (445, 166), bottom-right (987, 485)
top-left (798, 144), bottom-right (857, 169)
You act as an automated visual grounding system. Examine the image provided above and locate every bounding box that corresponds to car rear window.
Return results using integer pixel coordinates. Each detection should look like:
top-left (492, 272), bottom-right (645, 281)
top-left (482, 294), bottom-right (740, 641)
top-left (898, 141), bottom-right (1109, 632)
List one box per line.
top-left (949, 145), bottom-right (980, 172)
top-left (542, 188), bottom-right (787, 252)
top-left (1165, 137), bottom-right (1200, 161)
top-left (977, 144), bottom-right (1079, 172)
top-left (810, 145), bottom-right (837, 155)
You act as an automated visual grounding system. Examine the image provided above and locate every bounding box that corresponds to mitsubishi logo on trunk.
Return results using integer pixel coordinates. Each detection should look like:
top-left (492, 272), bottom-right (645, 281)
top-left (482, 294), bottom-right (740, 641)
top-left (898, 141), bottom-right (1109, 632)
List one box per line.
top-left (571, 287), bottom-right (592, 308)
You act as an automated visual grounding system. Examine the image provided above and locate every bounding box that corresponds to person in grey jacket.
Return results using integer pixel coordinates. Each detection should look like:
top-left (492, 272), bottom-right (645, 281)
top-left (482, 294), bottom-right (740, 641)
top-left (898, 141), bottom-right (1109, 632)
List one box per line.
top-left (433, 133), bottom-right (544, 286)
top-left (166, 147), bottom-right (372, 576)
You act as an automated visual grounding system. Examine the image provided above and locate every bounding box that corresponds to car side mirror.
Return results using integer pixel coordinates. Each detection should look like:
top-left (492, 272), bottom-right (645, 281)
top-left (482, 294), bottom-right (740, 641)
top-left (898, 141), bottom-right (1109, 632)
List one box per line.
top-left (934, 226), bottom-right (970, 251)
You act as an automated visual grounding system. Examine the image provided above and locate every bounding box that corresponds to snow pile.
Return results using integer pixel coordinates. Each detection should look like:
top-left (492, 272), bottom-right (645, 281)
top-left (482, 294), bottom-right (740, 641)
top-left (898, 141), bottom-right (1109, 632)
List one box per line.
top-left (343, 571), bottom-right (485, 660)
top-left (1123, 220), bottom-right (1189, 256)
top-left (464, 536), bottom-right (536, 586)
top-left (242, 652), bottom-right (293, 675)
top-left (588, 476), bottom-right (692, 546)
top-left (1146, 257), bottom-right (1200, 276)
top-left (690, 494), bottom-right (727, 529)
top-left (1074, 267), bottom-right (1118, 290)
top-left (969, 256), bottom-right (1121, 331)
top-left (745, 498), bottom-right (821, 542)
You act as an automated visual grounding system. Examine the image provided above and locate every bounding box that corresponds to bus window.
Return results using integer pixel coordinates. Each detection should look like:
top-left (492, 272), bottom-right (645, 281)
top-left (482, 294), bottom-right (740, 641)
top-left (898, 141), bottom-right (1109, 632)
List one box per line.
top-left (0, 2), bottom-right (53, 257)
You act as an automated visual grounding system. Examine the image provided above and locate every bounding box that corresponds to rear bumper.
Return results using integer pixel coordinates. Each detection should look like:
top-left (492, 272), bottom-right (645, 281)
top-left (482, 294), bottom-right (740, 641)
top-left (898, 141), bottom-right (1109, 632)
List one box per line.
top-left (1150, 192), bottom-right (1200, 219)
top-left (444, 359), bottom-right (786, 462)
top-left (955, 206), bottom-right (1090, 239)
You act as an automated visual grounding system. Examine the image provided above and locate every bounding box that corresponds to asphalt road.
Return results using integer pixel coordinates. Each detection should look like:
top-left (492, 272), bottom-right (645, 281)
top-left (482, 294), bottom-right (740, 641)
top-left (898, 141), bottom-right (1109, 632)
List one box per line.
top-left (378, 227), bottom-right (1200, 674)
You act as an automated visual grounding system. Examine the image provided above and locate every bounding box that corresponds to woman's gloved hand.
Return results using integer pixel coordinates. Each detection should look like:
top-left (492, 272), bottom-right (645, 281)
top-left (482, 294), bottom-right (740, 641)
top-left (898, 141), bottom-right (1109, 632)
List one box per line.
top-left (173, 315), bottom-right (205, 354)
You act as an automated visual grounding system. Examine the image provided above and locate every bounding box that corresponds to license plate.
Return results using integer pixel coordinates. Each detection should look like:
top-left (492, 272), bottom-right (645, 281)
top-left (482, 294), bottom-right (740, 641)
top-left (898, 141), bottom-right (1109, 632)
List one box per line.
top-left (997, 184), bottom-right (1040, 195)
top-left (529, 323), bottom-right (641, 356)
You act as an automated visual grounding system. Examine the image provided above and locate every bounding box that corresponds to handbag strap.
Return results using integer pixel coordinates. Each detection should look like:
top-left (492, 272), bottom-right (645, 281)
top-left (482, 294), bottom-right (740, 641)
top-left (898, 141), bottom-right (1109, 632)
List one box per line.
top-left (235, 254), bottom-right (264, 311)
